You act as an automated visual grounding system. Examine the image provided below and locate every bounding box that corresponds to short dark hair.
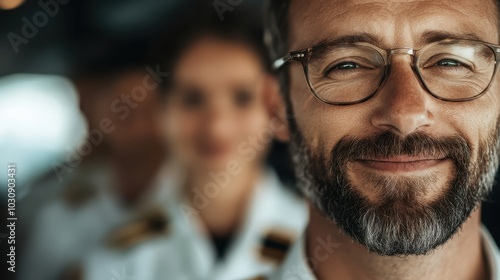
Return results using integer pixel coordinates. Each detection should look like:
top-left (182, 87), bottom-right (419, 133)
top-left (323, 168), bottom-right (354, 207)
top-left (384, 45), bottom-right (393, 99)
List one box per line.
top-left (169, 23), bottom-right (270, 73)
top-left (263, 0), bottom-right (292, 62)
top-left (155, 18), bottom-right (270, 96)
top-left (263, 0), bottom-right (293, 97)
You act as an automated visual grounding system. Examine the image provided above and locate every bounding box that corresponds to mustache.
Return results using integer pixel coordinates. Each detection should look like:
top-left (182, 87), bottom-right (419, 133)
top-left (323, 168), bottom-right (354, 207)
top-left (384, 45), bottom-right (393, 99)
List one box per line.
top-left (330, 131), bottom-right (471, 163)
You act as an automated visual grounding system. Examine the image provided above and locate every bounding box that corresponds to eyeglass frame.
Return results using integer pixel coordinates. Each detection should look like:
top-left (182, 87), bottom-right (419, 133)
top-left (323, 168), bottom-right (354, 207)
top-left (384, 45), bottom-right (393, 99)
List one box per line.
top-left (273, 38), bottom-right (500, 106)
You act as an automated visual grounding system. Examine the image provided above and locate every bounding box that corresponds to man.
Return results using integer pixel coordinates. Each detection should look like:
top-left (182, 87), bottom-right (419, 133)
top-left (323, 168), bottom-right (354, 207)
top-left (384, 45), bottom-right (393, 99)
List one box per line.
top-left (20, 67), bottom-right (168, 280)
top-left (263, 0), bottom-right (500, 279)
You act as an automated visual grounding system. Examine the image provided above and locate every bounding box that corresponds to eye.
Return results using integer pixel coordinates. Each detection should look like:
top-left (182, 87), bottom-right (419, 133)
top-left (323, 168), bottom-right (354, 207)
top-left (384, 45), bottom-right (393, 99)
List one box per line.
top-left (436, 59), bottom-right (462, 67)
top-left (323, 59), bottom-right (377, 80)
top-left (180, 88), bottom-right (205, 108)
top-left (328, 61), bottom-right (360, 72)
top-left (234, 89), bottom-right (254, 108)
top-left (421, 54), bottom-right (473, 71)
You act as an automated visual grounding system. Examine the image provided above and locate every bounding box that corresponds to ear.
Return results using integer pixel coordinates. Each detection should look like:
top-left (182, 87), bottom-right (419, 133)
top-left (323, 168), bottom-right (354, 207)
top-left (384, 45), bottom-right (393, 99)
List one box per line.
top-left (263, 74), bottom-right (290, 142)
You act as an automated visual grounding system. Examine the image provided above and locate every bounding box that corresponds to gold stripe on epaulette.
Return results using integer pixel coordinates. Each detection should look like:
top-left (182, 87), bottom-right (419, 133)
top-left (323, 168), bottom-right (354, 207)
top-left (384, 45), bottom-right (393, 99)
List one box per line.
top-left (107, 207), bottom-right (170, 250)
top-left (62, 181), bottom-right (97, 208)
top-left (258, 229), bottom-right (295, 264)
top-left (246, 276), bottom-right (268, 280)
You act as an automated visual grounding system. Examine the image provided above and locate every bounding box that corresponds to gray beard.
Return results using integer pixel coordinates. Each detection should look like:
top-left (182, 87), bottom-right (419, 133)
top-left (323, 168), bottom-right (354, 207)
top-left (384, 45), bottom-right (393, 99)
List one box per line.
top-left (289, 124), bottom-right (500, 256)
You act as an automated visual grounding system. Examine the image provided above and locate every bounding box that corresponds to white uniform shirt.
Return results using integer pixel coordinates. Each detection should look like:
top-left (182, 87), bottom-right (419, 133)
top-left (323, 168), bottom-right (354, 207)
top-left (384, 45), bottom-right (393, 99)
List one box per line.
top-left (82, 168), bottom-right (308, 280)
top-left (173, 169), bottom-right (308, 280)
top-left (269, 226), bottom-right (500, 280)
top-left (20, 163), bottom-right (177, 280)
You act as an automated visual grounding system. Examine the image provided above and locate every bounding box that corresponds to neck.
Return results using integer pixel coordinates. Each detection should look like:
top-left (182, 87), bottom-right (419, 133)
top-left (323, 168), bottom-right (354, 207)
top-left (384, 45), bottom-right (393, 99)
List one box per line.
top-left (185, 165), bottom-right (262, 236)
top-left (307, 205), bottom-right (489, 280)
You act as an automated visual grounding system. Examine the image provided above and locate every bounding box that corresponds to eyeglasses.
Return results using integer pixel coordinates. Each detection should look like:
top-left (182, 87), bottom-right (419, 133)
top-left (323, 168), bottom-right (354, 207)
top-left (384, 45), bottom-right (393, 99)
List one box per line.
top-left (273, 39), bottom-right (500, 105)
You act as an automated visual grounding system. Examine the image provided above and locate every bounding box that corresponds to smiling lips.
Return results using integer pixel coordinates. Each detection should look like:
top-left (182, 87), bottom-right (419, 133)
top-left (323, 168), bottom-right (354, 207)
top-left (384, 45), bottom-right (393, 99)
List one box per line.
top-left (356, 155), bottom-right (448, 173)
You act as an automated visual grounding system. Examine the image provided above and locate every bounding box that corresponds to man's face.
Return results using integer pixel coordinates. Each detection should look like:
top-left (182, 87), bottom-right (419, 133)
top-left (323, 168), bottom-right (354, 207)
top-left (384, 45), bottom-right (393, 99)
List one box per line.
top-left (286, 0), bottom-right (500, 255)
top-left (78, 71), bottom-right (162, 155)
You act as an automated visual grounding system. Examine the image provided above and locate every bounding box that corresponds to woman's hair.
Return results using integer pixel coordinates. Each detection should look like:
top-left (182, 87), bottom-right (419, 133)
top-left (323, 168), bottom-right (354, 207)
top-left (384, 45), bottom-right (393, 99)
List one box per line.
top-left (154, 18), bottom-right (270, 94)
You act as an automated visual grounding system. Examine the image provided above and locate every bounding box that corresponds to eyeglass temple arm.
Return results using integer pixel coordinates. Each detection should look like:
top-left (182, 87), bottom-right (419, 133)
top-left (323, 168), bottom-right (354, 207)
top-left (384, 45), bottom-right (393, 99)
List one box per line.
top-left (273, 51), bottom-right (307, 70)
top-left (494, 47), bottom-right (500, 62)
top-left (273, 54), bottom-right (291, 70)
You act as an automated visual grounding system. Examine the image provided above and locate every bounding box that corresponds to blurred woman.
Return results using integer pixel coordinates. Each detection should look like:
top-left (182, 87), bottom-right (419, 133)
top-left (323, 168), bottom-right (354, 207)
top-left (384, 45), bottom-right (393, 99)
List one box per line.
top-left (158, 25), bottom-right (308, 279)
top-left (77, 24), bottom-right (307, 280)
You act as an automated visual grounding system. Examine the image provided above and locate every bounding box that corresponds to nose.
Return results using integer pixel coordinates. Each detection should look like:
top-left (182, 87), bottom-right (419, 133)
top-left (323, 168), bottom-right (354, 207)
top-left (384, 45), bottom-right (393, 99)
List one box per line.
top-left (204, 100), bottom-right (234, 139)
top-left (371, 55), bottom-right (435, 136)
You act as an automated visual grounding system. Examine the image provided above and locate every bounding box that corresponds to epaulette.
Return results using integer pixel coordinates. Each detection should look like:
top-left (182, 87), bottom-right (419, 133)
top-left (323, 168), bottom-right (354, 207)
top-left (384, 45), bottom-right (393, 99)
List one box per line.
top-left (107, 207), bottom-right (170, 250)
top-left (258, 229), bottom-right (295, 264)
top-left (246, 276), bottom-right (268, 280)
top-left (248, 276), bottom-right (268, 280)
top-left (61, 180), bottom-right (97, 208)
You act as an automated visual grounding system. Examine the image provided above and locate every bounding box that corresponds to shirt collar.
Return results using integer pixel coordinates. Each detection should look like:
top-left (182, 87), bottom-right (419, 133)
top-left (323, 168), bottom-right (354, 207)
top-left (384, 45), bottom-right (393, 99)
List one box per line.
top-left (275, 226), bottom-right (500, 280)
top-left (482, 226), bottom-right (500, 280)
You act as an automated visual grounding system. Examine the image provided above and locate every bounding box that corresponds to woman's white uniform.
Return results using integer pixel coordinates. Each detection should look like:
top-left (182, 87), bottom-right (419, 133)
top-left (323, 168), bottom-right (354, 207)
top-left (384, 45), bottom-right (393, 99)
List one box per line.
top-left (81, 167), bottom-right (308, 280)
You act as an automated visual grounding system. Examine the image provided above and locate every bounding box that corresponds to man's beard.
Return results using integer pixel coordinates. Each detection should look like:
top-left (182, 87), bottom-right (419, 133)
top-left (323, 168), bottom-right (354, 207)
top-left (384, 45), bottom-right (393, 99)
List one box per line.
top-left (289, 120), bottom-right (500, 256)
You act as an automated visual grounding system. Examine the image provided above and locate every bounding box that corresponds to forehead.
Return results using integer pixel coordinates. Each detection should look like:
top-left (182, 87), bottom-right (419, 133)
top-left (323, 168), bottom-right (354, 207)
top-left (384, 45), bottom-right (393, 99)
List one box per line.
top-left (174, 37), bottom-right (263, 87)
top-left (288, 0), bottom-right (498, 50)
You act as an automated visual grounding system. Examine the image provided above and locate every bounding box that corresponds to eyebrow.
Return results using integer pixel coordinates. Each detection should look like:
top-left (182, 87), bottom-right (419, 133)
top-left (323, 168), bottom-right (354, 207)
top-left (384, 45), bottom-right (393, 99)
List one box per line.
top-left (419, 31), bottom-right (486, 44)
top-left (309, 31), bottom-right (490, 52)
top-left (311, 33), bottom-right (381, 51)
top-left (308, 33), bottom-right (381, 61)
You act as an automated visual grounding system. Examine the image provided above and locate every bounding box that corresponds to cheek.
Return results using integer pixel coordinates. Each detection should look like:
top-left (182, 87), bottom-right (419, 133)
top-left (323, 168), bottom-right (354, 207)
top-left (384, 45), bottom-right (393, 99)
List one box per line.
top-left (245, 109), bottom-right (268, 131)
top-left (165, 110), bottom-right (202, 150)
top-left (446, 95), bottom-right (500, 157)
top-left (234, 109), bottom-right (271, 145)
top-left (289, 65), bottom-right (322, 147)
